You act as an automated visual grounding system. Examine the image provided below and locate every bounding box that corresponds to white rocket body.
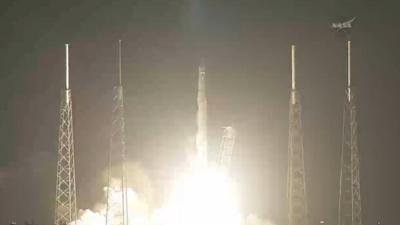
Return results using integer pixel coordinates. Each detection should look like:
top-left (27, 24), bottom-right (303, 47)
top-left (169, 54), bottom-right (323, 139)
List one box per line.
top-left (196, 63), bottom-right (208, 166)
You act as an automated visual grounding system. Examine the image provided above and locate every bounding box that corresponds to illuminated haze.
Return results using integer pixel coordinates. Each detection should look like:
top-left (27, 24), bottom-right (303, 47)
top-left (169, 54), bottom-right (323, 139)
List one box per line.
top-left (0, 1), bottom-right (399, 225)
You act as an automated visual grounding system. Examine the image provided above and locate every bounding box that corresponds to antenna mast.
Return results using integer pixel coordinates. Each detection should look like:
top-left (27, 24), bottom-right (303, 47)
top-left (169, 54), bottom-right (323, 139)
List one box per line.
top-left (291, 45), bottom-right (296, 91)
top-left (287, 44), bottom-right (308, 225)
top-left (347, 40), bottom-right (351, 101)
top-left (65, 44), bottom-right (69, 90)
top-left (118, 40), bottom-right (122, 86)
top-left (338, 35), bottom-right (362, 225)
top-left (54, 44), bottom-right (77, 225)
top-left (291, 45), bottom-right (296, 104)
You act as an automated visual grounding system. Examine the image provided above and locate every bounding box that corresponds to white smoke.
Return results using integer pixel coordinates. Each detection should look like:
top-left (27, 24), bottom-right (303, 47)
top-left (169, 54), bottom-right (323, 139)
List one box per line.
top-left (72, 178), bottom-right (151, 225)
top-left (74, 209), bottom-right (104, 225)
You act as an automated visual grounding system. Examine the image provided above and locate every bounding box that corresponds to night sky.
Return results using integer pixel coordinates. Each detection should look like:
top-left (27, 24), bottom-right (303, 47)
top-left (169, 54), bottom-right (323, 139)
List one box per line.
top-left (0, 0), bottom-right (399, 224)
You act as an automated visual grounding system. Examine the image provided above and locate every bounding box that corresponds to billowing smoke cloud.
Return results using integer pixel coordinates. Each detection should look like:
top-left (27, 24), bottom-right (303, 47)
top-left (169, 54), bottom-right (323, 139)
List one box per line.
top-left (74, 162), bottom-right (155, 225)
top-left (72, 179), bottom-right (152, 225)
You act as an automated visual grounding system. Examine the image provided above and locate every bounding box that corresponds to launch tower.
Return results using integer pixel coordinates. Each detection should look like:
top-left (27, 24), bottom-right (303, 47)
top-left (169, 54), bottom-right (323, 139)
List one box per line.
top-left (54, 44), bottom-right (77, 225)
top-left (338, 40), bottom-right (362, 225)
top-left (287, 45), bottom-right (308, 225)
top-left (218, 127), bottom-right (236, 172)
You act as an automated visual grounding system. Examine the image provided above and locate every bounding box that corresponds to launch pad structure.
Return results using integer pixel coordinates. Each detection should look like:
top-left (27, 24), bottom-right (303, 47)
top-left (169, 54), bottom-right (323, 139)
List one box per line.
top-left (196, 61), bottom-right (236, 172)
top-left (287, 45), bottom-right (309, 225)
top-left (338, 40), bottom-right (362, 225)
top-left (50, 39), bottom-right (364, 225)
top-left (54, 44), bottom-right (77, 225)
top-left (218, 126), bottom-right (236, 172)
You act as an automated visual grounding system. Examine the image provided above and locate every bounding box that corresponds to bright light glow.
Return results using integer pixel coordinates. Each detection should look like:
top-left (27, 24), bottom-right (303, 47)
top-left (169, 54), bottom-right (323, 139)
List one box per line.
top-left (71, 164), bottom-right (275, 225)
top-left (164, 165), bottom-right (241, 225)
top-left (72, 178), bottom-right (151, 225)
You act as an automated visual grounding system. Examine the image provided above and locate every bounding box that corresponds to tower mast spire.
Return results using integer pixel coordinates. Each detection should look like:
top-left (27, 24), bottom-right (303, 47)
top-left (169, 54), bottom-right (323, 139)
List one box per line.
top-left (118, 40), bottom-right (122, 86)
top-left (287, 44), bottom-right (308, 225)
top-left (332, 18), bottom-right (363, 225)
top-left (347, 40), bottom-right (351, 101)
top-left (291, 45), bottom-right (296, 104)
top-left (54, 44), bottom-right (77, 225)
top-left (291, 45), bottom-right (296, 91)
top-left (338, 39), bottom-right (362, 225)
top-left (65, 44), bottom-right (69, 90)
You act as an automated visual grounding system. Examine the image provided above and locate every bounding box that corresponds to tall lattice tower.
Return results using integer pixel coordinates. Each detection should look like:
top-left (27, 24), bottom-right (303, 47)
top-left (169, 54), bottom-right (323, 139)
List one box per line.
top-left (105, 40), bottom-right (129, 225)
top-left (287, 45), bottom-right (308, 225)
top-left (218, 127), bottom-right (236, 172)
top-left (338, 40), bottom-right (362, 225)
top-left (54, 44), bottom-right (77, 225)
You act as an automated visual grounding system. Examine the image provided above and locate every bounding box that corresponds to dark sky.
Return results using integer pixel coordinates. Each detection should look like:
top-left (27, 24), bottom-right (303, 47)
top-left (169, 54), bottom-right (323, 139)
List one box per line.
top-left (0, 0), bottom-right (399, 224)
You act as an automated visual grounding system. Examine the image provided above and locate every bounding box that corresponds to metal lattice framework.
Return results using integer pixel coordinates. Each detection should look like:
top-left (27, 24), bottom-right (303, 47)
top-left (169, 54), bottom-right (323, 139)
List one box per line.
top-left (54, 44), bottom-right (77, 225)
top-left (106, 40), bottom-right (129, 225)
top-left (287, 45), bottom-right (308, 225)
top-left (338, 41), bottom-right (362, 225)
top-left (218, 127), bottom-right (236, 172)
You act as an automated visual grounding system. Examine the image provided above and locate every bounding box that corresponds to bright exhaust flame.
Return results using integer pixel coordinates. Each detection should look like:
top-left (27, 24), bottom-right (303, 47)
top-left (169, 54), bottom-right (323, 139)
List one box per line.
top-left (164, 165), bottom-right (241, 225)
top-left (71, 164), bottom-right (275, 225)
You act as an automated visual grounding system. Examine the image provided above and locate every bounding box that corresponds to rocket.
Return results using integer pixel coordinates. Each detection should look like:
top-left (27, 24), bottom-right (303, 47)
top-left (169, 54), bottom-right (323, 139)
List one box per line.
top-left (195, 61), bottom-right (208, 166)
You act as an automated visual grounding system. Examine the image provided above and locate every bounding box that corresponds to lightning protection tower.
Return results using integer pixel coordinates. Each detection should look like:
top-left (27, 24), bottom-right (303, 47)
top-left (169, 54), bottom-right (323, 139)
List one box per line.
top-left (54, 44), bottom-right (77, 225)
top-left (105, 40), bottom-right (129, 225)
top-left (338, 40), bottom-right (362, 225)
top-left (287, 45), bottom-right (308, 225)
